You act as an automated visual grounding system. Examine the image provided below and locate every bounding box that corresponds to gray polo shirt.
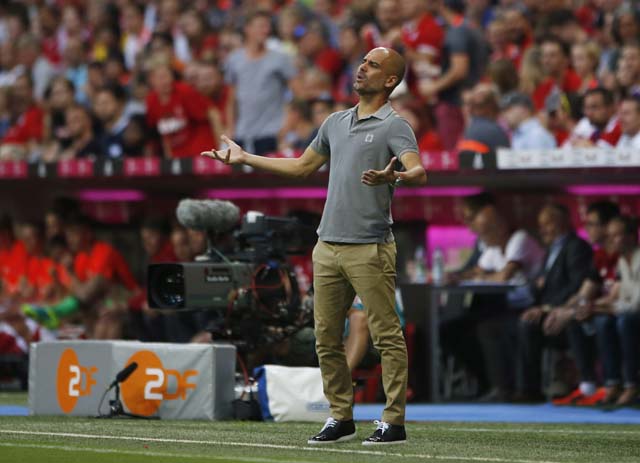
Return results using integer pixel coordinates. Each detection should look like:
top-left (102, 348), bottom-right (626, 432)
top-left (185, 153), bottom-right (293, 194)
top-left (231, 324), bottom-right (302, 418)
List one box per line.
top-left (310, 103), bottom-right (418, 243)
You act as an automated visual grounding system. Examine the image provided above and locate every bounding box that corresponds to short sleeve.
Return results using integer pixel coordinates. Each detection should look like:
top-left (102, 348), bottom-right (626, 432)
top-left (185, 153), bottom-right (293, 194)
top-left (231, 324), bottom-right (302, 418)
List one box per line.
top-left (505, 231), bottom-right (530, 264)
top-left (309, 113), bottom-right (333, 156)
top-left (224, 52), bottom-right (238, 85)
top-left (387, 116), bottom-right (419, 159)
top-left (446, 27), bottom-right (468, 55)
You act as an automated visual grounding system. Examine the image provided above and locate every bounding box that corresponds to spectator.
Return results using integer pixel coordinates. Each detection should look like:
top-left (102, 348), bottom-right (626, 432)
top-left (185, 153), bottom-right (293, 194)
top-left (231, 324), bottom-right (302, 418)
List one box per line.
top-left (500, 92), bottom-right (557, 150)
top-left (295, 20), bottom-right (343, 83)
top-left (0, 73), bottom-right (43, 160)
top-left (279, 99), bottom-right (317, 152)
top-left (224, 10), bottom-right (296, 155)
top-left (336, 20), bottom-right (366, 104)
top-left (549, 201), bottom-right (621, 406)
top-left (145, 59), bottom-right (215, 157)
top-left (0, 214), bottom-right (27, 299)
top-left (121, 1), bottom-right (152, 70)
top-left (94, 84), bottom-right (133, 159)
top-left (588, 215), bottom-right (640, 406)
top-left (178, 8), bottom-right (218, 63)
top-left (310, 97), bottom-right (334, 128)
top-left (43, 77), bottom-right (75, 152)
top-left (392, 95), bottom-right (443, 151)
top-left (545, 9), bottom-right (589, 49)
top-left (545, 90), bottom-right (581, 146)
top-left (454, 191), bottom-right (496, 274)
top-left (14, 33), bottom-right (56, 102)
top-left (457, 83), bottom-right (510, 155)
top-left (615, 43), bottom-right (640, 97)
top-left (361, 0), bottom-right (404, 51)
top-left (571, 41), bottom-right (600, 94)
top-left (0, 87), bottom-right (10, 139)
top-left (517, 204), bottom-right (593, 401)
top-left (45, 104), bottom-right (100, 160)
top-left (156, 0), bottom-right (191, 64)
top-left (121, 114), bottom-right (152, 157)
top-left (532, 36), bottom-right (581, 111)
top-left (420, 0), bottom-right (488, 150)
top-left (470, 205), bottom-right (544, 401)
top-left (617, 95), bottom-right (640, 149)
top-left (62, 213), bottom-right (140, 339)
top-left (195, 61), bottom-right (233, 143)
top-left (488, 59), bottom-right (519, 97)
top-left (566, 87), bottom-right (621, 148)
top-left (63, 36), bottom-right (89, 105)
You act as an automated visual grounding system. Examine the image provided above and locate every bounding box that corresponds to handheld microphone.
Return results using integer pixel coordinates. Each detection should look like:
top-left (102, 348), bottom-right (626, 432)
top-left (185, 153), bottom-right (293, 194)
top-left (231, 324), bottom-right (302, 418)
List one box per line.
top-left (108, 362), bottom-right (138, 389)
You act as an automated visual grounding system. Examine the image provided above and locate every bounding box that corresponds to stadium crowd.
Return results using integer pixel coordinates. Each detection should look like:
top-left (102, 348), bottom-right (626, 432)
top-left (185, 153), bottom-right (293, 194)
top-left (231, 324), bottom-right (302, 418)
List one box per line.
top-left (1, 0), bottom-right (640, 406)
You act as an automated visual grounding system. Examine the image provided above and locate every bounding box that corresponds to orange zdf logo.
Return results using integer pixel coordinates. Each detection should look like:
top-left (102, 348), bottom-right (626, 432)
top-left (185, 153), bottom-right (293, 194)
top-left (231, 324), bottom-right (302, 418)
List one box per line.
top-left (120, 350), bottom-right (199, 416)
top-left (56, 348), bottom-right (98, 413)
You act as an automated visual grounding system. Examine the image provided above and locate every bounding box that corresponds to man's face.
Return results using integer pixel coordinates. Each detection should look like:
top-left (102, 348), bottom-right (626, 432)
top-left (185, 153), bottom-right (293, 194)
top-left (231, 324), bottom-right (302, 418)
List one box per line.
top-left (141, 228), bottom-right (163, 257)
top-left (21, 225), bottom-right (40, 255)
top-left (150, 66), bottom-right (174, 95)
top-left (584, 211), bottom-right (605, 245)
top-left (354, 48), bottom-right (395, 95)
top-left (538, 209), bottom-right (562, 246)
top-left (196, 65), bottom-right (222, 96)
top-left (94, 92), bottom-right (120, 123)
top-left (606, 220), bottom-right (626, 254)
top-left (171, 230), bottom-right (192, 262)
top-left (583, 93), bottom-right (612, 129)
top-left (541, 42), bottom-right (565, 76)
top-left (377, 0), bottom-right (401, 30)
top-left (245, 16), bottom-right (271, 45)
top-left (65, 225), bottom-right (86, 254)
top-left (65, 107), bottom-right (89, 137)
top-left (618, 100), bottom-right (640, 136)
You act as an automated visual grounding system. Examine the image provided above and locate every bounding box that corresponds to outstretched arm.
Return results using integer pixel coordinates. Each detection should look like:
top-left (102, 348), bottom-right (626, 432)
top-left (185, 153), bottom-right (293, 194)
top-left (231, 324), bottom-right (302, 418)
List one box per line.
top-left (201, 135), bottom-right (327, 179)
top-left (361, 152), bottom-right (427, 187)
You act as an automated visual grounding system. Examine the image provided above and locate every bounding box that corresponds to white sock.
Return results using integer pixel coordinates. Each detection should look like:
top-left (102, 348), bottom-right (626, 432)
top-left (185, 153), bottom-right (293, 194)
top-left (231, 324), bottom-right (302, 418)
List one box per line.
top-left (579, 382), bottom-right (596, 396)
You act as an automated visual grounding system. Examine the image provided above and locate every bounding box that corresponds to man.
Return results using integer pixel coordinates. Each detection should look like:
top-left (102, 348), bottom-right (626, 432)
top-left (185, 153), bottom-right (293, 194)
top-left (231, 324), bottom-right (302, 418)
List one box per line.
top-left (616, 95), bottom-right (640, 149)
top-left (500, 92), bottom-right (557, 150)
top-left (466, 205), bottom-right (544, 401)
top-left (532, 36), bottom-right (581, 111)
top-left (457, 83), bottom-right (510, 156)
top-left (94, 84), bottom-right (133, 159)
top-left (517, 204), bottom-right (593, 400)
top-left (419, 0), bottom-right (488, 150)
top-left (566, 87), bottom-right (621, 148)
top-left (203, 47), bottom-right (426, 445)
top-left (224, 11), bottom-right (296, 155)
top-left (145, 60), bottom-right (216, 158)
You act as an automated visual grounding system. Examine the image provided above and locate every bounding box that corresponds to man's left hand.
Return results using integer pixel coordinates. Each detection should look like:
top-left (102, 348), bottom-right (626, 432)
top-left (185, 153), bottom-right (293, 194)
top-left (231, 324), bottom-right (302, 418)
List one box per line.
top-left (361, 156), bottom-right (398, 186)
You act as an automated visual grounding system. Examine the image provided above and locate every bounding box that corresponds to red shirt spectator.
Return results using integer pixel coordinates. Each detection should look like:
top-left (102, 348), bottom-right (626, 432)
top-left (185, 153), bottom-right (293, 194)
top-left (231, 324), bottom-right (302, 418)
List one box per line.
top-left (73, 241), bottom-right (138, 291)
top-left (1, 240), bottom-right (27, 294)
top-left (146, 67), bottom-right (216, 158)
top-left (533, 69), bottom-right (582, 111)
top-left (2, 105), bottom-right (44, 145)
top-left (402, 12), bottom-right (445, 61)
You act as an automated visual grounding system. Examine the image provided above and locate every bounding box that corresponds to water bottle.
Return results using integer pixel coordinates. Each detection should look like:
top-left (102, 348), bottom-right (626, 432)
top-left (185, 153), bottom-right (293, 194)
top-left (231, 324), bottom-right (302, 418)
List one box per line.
top-left (413, 246), bottom-right (427, 283)
top-left (431, 248), bottom-right (445, 286)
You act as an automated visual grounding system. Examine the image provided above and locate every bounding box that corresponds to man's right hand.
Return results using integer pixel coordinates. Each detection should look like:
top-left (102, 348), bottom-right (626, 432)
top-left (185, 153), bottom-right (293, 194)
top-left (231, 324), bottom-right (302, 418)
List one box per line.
top-left (200, 135), bottom-right (246, 165)
top-left (521, 306), bottom-right (545, 324)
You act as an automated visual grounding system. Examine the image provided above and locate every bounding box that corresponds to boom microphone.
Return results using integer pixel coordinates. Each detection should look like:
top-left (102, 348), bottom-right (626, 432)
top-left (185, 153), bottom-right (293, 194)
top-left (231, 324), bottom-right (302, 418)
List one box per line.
top-left (108, 362), bottom-right (138, 389)
top-left (176, 199), bottom-right (240, 234)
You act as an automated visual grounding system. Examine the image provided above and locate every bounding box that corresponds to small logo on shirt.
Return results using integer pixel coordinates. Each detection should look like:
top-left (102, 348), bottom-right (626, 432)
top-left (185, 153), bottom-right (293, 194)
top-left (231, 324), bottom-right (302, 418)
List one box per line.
top-left (364, 133), bottom-right (374, 143)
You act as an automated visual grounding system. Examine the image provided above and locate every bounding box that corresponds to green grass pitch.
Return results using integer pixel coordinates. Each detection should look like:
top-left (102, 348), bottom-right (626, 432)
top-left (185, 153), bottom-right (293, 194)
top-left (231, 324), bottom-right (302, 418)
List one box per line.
top-left (1, 393), bottom-right (639, 463)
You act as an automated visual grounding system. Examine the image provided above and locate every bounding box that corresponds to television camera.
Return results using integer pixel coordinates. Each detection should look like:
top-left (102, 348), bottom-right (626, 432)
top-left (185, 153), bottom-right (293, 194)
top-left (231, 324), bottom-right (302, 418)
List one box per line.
top-left (147, 199), bottom-right (316, 352)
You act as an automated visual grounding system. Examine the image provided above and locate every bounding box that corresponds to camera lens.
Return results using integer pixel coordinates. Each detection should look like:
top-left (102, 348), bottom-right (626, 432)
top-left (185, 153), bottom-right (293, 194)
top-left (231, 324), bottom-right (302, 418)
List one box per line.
top-left (148, 264), bottom-right (185, 309)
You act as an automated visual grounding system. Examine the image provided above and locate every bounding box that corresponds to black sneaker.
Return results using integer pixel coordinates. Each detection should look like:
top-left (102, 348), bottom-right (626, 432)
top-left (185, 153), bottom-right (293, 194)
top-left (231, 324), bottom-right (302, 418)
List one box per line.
top-left (362, 420), bottom-right (406, 445)
top-left (307, 417), bottom-right (356, 444)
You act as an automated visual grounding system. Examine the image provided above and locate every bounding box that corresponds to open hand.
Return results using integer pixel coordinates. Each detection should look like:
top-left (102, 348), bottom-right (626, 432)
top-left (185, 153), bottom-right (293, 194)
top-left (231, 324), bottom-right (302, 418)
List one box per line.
top-left (200, 135), bottom-right (246, 165)
top-left (361, 156), bottom-right (397, 186)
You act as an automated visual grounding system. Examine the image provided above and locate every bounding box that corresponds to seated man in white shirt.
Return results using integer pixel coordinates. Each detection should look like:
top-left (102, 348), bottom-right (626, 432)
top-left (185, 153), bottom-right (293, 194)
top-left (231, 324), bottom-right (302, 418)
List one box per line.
top-left (616, 96), bottom-right (640, 150)
top-left (467, 205), bottom-right (545, 401)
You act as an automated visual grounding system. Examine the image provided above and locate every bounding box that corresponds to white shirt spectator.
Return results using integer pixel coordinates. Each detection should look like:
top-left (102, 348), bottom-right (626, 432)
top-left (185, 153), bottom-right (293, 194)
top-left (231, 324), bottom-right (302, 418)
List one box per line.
top-left (512, 118), bottom-right (557, 150)
top-left (565, 116), bottom-right (620, 148)
top-left (616, 132), bottom-right (640, 149)
top-left (615, 248), bottom-right (640, 314)
top-left (478, 229), bottom-right (545, 285)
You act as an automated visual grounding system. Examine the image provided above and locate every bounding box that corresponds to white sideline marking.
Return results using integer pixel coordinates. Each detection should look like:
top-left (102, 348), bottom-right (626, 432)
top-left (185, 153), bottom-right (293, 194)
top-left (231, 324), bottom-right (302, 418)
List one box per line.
top-left (0, 429), bottom-right (561, 463)
top-left (0, 442), bottom-right (307, 463)
top-left (448, 427), bottom-right (640, 436)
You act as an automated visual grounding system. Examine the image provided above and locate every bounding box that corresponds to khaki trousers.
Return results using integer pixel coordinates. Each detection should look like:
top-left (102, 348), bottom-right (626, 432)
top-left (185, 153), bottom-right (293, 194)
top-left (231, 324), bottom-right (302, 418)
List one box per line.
top-left (312, 240), bottom-right (407, 425)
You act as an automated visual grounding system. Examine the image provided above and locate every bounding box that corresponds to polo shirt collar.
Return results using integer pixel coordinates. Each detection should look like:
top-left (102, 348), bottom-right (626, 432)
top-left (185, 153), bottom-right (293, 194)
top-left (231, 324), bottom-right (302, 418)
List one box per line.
top-left (351, 102), bottom-right (393, 121)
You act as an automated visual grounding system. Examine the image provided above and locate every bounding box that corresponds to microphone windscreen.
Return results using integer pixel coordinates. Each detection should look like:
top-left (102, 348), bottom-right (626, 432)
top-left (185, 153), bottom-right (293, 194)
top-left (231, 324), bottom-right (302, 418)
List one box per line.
top-left (176, 199), bottom-right (240, 233)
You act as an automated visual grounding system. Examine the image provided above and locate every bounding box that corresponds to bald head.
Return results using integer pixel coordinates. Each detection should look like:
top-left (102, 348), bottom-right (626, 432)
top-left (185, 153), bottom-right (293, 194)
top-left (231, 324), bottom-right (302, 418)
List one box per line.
top-left (473, 205), bottom-right (509, 246)
top-left (377, 47), bottom-right (406, 88)
top-left (355, 47), bottom-right (406, 96)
